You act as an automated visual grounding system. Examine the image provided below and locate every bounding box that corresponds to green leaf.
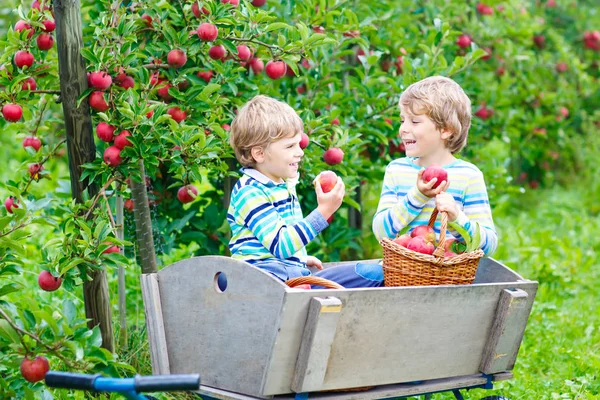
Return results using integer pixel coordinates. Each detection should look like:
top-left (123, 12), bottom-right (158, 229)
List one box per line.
top-left (59, 257), bottom-right (86, 275)
top-left (0, 283), bottom-right (20, 298)
top-left (0, 319), bottom-right (20, 344)
top-left (62, 299), bottom-right (77, 324)
top-left (0, 216), bottom-right (12, 231)
top-left (264, 22), bottom-right (292, 32)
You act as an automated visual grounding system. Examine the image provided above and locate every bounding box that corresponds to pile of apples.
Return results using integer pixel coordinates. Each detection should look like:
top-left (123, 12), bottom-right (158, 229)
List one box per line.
top-left (392, 225), bottom-right (464, 258)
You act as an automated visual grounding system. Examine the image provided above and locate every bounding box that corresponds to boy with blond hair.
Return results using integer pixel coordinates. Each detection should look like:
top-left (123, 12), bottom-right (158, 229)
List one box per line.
top-left (373, 76), bottom-right (498, 255)
top-left (227, 95), bottom-right (345, 281)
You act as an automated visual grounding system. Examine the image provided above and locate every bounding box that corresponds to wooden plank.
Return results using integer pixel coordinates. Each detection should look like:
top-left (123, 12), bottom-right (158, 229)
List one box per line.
top-left (480, 288), bottom-right (530, 374)
top-left (292, 297), bottom-right (343, 393)
top-left (140, 273), bottom-right (170, 374)
top-left (196, 372), bottom-right (513, 400)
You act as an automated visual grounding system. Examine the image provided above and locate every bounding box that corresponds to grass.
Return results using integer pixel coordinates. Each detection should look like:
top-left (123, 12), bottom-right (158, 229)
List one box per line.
top-left (110, 184), bottom-right (600, 400)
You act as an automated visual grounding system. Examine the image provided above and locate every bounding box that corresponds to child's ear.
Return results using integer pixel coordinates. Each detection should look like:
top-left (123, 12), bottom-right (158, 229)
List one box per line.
top-left (251, 146), bottom-right (265, 164)
top-left (440, 127), bottom-right (453, 141)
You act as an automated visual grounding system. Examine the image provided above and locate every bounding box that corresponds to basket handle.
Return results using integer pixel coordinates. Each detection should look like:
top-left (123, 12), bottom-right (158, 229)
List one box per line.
top-left (427, 208), bottom-right (448, 258)
top-left (285, 276), bottom-right (344, 289)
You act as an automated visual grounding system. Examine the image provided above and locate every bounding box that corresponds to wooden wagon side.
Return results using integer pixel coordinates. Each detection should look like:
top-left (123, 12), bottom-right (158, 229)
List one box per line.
top-left (141, 256), bottom-right (537, 398)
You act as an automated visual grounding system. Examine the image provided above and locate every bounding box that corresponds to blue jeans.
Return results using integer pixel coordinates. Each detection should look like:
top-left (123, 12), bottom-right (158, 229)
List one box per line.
top-left (314, 262), bottom-right (384, 288)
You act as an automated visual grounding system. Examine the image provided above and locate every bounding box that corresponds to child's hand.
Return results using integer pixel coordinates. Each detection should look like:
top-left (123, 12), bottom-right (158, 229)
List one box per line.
top-left (315, 177), bottom-right (345, 220)
top-left (435, 192), bottom-right (459, 222)
top-left (416, 169), bottom-right (450, 198)
top-left (306, 256), bottom-right (323, 270)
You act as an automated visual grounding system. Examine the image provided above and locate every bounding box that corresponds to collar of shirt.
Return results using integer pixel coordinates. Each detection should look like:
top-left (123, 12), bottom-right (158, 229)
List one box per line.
top-left (242, 168), bottom-right (299, 193)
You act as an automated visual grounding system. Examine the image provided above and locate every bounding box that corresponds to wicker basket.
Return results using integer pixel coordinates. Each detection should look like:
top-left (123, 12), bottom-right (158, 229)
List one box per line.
top-left (381, 209), bottom-right (484, 286)
top-left (285, 276), bottom-right (344, 289)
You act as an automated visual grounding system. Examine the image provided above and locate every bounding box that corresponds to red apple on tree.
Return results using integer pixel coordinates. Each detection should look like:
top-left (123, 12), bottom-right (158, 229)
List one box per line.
top-left (192, 2), bottom-right (210, 17)
top-left (114, 130), bottom-right (132, 149)
top-left (5, 197), bottom-right (18, 213)
top-left (103, 146), bottom-right (122, 167)
top-left (41, 19), bottom-right (56, 32)
top-left (124, 199), bottom-right (134, 212)
top-left (21, 77), bottom-right (37, 90)
top-left (318, 171), bottom-right (338, 193)
top-left (236, 45), bottom-right (252, 61)
top-left (15, 20), bottom-right (34, 38)
top-left (20, 356), bottom-right (49, 383)
top-left (323, 147), bottom-right (344, 165)
top-left (167, 107), bottom-right (187, 123)
top-left (533, 35), bottom-right (545, 49)
top-left (14, 50), bottom-right (35, 68)
top-left (422, 164), bottom-right (448, 189)
top-left (197, 70), bottom-right (214, 83)
top-left (102, 243), bottom-right (120, 254)
top-left (29, 163), bottom-right (44, 179)
top-left (89, 91), bottom-right (109, 111)
top-left (2, 104), bottom-right (23, 122)
top-left (23, 136), bottom-right (42, 151)
top-left (88, 71), bottom-right (112, 90)
top-left (167, 49), bottom-right (187, 68)
top-left (456, 34), bottom-right (472, 48)
top-left (96, 122), bottom-right (116, 142)
top-left (265, 60), bottom-right (287, 79)
top-left (36, 34), bottom-right (54, 50)
top-left (197, 23), bottom-right (218, 41)
top-left (249, 58), bottom-right (264, 74)
top-left (251, 0), bottom-right (267, 6)
top-left (141, 14), bottom-right (153, 26)
top-left (178, 185), bottom-right (198, 203)
top-left (299, 133), bottom-right (309, 149)
top-left (410, 225), bottom-right (436, 244)
top-left (156, 81), bottom-right (173, 100)
top-left (38, 270), bottom-right (62, 291)
top-left (208, 45), bottom-right (227, 61)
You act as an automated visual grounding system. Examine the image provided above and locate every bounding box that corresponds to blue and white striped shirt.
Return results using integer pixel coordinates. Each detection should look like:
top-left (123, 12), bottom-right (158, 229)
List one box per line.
top-left (372, 157), bottom-right (498, 255)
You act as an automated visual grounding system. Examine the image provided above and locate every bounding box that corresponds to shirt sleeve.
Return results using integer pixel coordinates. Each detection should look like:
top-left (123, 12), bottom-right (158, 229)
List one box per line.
top-left (372, 164), bottom-right (430, 241)
top-left (449, 170), bottom-right (498, 256)
top-left (231, 185), bottom-right (328, 259)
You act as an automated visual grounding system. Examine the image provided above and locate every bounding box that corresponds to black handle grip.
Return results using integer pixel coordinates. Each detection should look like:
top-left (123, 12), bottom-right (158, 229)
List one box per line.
top-left (134, 374), bottom-right (200, 392)
top-left (45, 372), bottom-right (100, 390)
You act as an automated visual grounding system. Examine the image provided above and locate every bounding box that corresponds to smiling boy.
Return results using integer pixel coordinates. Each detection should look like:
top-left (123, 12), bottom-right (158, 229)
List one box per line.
top-left (227, 95), bottom-right (345, 281)
top-left (372, 76), bottom-right (498, 255)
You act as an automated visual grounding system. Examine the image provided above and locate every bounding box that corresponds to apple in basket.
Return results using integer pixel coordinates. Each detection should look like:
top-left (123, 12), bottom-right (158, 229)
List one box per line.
top-left (406, 236), bottom-right (435, 255)
top-left (393, 234), bottom-right (411, 247)
top-left (410, 225), bottom-right (436, 244)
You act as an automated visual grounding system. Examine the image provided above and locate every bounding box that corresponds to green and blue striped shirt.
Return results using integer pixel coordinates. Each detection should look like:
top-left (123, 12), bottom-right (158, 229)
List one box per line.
top-left (227, 169), bottom-right (328, 275)
top-left (372, 157), bottom-right (498, 255)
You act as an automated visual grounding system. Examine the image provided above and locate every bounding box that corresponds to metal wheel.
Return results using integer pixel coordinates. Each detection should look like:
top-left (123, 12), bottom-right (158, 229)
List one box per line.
top-left (480, 396), bottom-right (511, 400)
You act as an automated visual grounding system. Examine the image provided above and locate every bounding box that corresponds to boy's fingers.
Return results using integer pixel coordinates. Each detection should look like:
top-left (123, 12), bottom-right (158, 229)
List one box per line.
top-left (314, 181), bottom-right (323, 195)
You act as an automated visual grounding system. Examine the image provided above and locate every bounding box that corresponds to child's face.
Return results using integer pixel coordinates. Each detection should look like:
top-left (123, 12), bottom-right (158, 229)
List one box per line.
top-left (399, 105), bottom-right (452, 161)
top-left (253, 132), bottom-right (304, 183)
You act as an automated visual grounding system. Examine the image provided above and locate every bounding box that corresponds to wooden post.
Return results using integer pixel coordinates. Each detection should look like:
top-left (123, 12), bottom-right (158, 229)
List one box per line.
top-left (54, 0), bottom-right (114, 352)
top-left (116, 190), bottom-right (127, 348)
top-left (130, 160), bottom-right (158, 274)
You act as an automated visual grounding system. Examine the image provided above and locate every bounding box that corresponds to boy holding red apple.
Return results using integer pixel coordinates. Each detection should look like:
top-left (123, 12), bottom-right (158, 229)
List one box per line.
top-left (372, 76), bottom-right (498, 256)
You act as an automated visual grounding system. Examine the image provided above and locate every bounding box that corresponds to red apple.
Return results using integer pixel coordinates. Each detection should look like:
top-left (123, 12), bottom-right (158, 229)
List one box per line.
top-left (249, 58), bottom-right (264, 74)
top-left (116, 75), bottom-right (135, 89)
top-left (167, 49), bottom-right (187, 68)
top-left (410, 225), bottom-right (436, 244)
top-left (20, 356), bottom-right (49, 383)
top-left (208, 45), bottom-right (227, 61)
top-left (443, 237), bottom-right (458, 252)
top-left (38, 270), bottom-right (62, 291)
top-left (36, 34), bottom-right (54, 50)
top-left (31, 0), bottom-right (51, 11)
top-left (265, 60), bottom-right (287, 79)
top-left (177, 185), bottom-right (198, 203)
top-left (422, 165), bottom-right (448, 189)
top-left (124, 199), bottom-right (134, 212)
top-left (15, 20), bottom-right (34, 38)
top-left (393, 234), bottom-right (412, 247)
top-left (312, 25), bottom-right (325, 34)
top-left (323, 147), bottom-right (344, 165)
top-left (14, 50), bottom-right (35, 68)
top-left (406, 236), bottom-right (435, 255)
top-left (236, 45), bottom-right (253, 61)
top-left (156, 82), bottom-right (173, 100)
top-left (474, 104), bottom-right (493, 120)
top-left (445, 251), bottom-right (458, 258)
top-left (23, 136), bottom-right (42, 151)
top-left (102, 243), bottom-right (120, 254)
top-left (533, 35), bottom-right (545, 49)
top-left (114, 130), bottom-right (132, 149)
top-left (2, 104), bottom-right (23, 122)
top-left (476, 3), bottom-right (494, 15)
top-left (192, 2), bottom-right (210, 17)
top-left (89, 91), bottom-right (109, 111)
top-left (167, 107), bottom-right (187, 123)
top-left (5, 197), bottom-right (18, 213)
top-left (299, 133), bottom-right (309, 149)
top-left (41, 19), bottom-right (55, 32)
top-left (96, 122), bottom-right (116, 142)
top-left (141, 14), bottom-right (153, 26)
top-left (343, 30), bottom-right (360, 38)
top-left (251, 0), bottom-right (267, 5)
top-left (197, 23), bottom-right (218, 41)
top-left (456, 34), bottom-right (472, 48)
top-left (555, 62), bottom-right (568, 73)
top-left (28, 163), bottom-right (44, 179)
top-left (21, 77), bottom-right (37, 91)
top-left (197, 70), bottom-right (214, 83)
top-left (88, 71), bottom-right (112, 90)
top-left (103, 146), bottom-right (122, 167)
top-left (318, 171), bottom-right (338, 193)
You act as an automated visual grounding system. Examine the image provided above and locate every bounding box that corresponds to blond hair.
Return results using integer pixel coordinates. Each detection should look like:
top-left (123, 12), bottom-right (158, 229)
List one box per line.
top-left (399, 76), bottom-right (471, 154)
top-left (229, 95), bottom-right (303, 167)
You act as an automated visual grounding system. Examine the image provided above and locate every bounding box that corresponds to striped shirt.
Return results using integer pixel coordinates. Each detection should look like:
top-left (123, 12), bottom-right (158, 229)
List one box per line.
top-left (227, 168), bottom-right (328, 277)
top-left (372, 157), bottom-right (498, 255)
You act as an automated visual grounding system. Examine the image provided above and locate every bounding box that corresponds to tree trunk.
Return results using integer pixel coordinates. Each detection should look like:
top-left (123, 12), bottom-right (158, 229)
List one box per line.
top-left (130, 160), bottom-right (158, 274)
top-left (54, 0), bottom-right (114, 352)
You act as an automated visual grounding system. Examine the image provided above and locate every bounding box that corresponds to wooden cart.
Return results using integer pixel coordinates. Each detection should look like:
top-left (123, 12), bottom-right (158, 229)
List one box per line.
top-left (141, 256), bottom-right (537, 400)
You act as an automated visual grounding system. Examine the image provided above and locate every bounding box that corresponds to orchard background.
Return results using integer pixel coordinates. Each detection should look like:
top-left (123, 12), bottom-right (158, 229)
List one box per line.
top-left (0, 0), bottom-right (599, 398)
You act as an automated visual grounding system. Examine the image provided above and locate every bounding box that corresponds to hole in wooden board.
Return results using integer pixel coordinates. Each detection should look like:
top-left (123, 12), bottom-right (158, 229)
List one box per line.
top-left (214, 272), bottom-right (227, 292)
